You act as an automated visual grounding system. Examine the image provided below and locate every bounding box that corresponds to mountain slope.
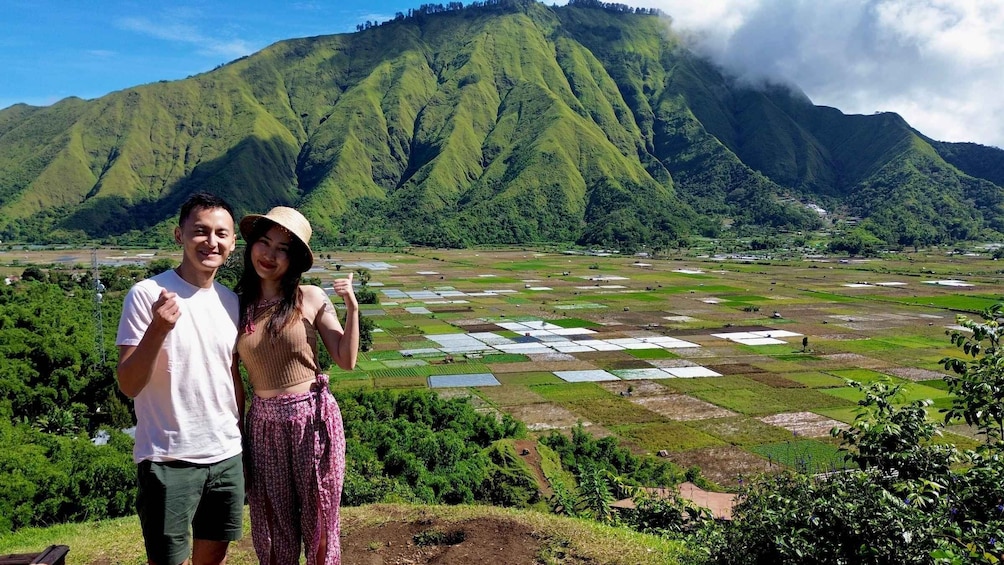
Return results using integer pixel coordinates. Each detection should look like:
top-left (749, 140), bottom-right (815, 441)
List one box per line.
top-left (0, 0), bottom-right (1002, 247)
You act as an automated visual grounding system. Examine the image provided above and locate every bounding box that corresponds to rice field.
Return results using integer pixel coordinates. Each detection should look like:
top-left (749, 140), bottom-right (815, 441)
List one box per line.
top-left (23, 245), bottom-right (1004, 487)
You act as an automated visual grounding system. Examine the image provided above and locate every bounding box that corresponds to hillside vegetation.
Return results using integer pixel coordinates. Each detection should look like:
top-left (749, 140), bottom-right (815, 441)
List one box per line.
top-left (1, 0), bottom-right (1003, 248)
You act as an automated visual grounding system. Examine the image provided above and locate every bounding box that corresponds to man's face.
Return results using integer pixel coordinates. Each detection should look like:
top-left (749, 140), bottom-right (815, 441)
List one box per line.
top-left (174, 206), bottom-right (236, 275)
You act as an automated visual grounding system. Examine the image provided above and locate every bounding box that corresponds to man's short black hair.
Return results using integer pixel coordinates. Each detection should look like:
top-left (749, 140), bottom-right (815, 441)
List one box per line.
top-left (178, 192), bottom-right (235, 226)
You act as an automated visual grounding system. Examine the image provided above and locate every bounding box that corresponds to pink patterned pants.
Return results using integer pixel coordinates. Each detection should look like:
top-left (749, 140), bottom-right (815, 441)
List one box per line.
top-left (248, 376), bottom-right (345, 565)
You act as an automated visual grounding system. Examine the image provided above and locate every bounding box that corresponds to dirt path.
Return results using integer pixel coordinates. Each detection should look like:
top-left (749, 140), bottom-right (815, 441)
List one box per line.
top-left (514, 439), bottom-right (553, 498)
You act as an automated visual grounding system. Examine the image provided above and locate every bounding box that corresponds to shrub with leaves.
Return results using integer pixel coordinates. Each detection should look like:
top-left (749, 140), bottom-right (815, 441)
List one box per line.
top-left (831, 379), bottom-right (956, 482)
top-left (943, 304), bottom-right (1004, 444)
top-left (622, 491), bottom-right (710, 537)
top-left (701, 348), bottom-right (1004, 564)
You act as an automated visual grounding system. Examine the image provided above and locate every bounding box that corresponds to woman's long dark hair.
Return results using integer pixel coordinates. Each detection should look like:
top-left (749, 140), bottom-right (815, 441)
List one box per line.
top-left (235, 218), bottom-right (313, 336)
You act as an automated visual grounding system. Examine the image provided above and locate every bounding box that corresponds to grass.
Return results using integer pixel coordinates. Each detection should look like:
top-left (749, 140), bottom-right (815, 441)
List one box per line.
top-left (419, 363), bottom-right (492, 376)
top-left (785, 372), bottom-right (847, 388)
top-left (0, 515), bottom-right (163, 565)
top-left (531, 382), bottom-right (611, 402)
top-left (612, 422), bottom-right (725, 452)
top-left (825, 369), bottom-right (902, 384)
top-left (693, 385), bottom-right (853, 417)
top-left (478, 353), bottom-right (531, 363)
top-left (565, 397), bottom-right (665, 426)
top-left (750, 439), bottom-right (848, 474)
top-left (329, 370), bottom-right (370, 382)
top-left (888, 295), bottom-right (1001, 312)
top-left (495, 372), bottom-right (563, 386)
top-left (815, 405), bottom-right (863, 424)
top-left (477, 385), bottom-right (546, 406)
top-left (820, 380), bottom-right (952, 406)
top-left (366, 350), bottom-right (404, 361)
top-left (0, 504), bottom-right (691, 565)
top-left (374, 376), bottom-right (428, 388)
top-left (626, 348), bottom-right (679, 359)
top-left (549, 317), bottom-right (603, 328)
top-left (371, 367), bottom-right (421, 378)
top-left (688, 416), bottom-right (800, 447)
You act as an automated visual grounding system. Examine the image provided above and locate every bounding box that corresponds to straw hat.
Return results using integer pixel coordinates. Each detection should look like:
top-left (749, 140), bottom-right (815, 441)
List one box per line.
top-left (239, 206), bottom-right (313, 269)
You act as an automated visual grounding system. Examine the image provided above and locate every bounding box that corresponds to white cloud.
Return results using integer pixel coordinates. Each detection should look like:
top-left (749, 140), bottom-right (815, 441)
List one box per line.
top-left (116, 13), bottom-right (255, 59)
top-left (629, 0), bottom-right (1004, 148)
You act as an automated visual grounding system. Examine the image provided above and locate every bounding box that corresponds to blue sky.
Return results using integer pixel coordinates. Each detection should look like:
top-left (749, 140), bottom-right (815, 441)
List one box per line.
top-left (0, 0), bottom-right (416, 107)
top-left (2, 0), bottom-right (1003, 148)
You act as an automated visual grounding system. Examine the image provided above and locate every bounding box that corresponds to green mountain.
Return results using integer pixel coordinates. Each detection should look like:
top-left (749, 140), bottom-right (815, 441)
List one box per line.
top-left (1, 0), bottom-right (1002, 248)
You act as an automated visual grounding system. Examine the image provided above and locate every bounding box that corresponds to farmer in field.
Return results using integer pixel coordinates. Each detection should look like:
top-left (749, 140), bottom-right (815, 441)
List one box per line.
top-left (115, 192), bottom-right (245, 565)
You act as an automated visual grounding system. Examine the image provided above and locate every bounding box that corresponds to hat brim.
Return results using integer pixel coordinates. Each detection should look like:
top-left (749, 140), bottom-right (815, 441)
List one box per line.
top-left (239, 214), bottom-right (314, 270)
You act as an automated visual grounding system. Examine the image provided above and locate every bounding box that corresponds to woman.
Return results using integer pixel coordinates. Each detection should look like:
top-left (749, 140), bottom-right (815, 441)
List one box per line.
top-left (235, 206), bottom-right (358, 565)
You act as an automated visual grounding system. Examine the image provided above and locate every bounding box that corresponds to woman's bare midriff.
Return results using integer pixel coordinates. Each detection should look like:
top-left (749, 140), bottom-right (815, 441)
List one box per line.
top-left (255, 379), bottom-right (315, 398)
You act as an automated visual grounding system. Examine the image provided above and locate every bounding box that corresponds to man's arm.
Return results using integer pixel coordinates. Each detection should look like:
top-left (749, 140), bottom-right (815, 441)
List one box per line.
top-left (232, 354), bottom-right (246, 429)
top-left (116, 289), bottom-right (180, 398)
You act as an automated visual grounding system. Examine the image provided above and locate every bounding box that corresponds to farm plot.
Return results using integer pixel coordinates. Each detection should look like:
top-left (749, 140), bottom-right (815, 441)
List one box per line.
top-left (668, 446), bottom-right (774, 486)
top-left (758, 412), bottom-right (848, 437)
top-left (612, 422), bottom-right (725, 452)
top-left (687, 416), bottom-right (797, 446)
top-left (628, 394), bottom-right (738, 421)
top-left (306, 247), bottom-right (999, 483)
top-left (751, 439), bottom-right (848, 474)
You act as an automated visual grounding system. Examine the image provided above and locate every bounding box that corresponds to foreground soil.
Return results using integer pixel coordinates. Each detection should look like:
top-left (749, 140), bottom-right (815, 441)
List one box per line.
top-left (231, 505), bottom-right (607, 564)
top-left (341, 514), bottom-right (547, 564)
top-left (24, 503), bottom-right (682, 565)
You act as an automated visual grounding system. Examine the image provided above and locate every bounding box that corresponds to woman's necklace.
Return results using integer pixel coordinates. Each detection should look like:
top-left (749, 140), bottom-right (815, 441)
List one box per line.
top-left (256, 296), bottom-right (282, 310)
top-left (245, 296), bottom-right (281, 334)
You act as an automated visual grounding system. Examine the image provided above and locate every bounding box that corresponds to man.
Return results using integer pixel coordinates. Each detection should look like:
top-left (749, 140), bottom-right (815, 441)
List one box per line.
top-left (116, 192), bottom-right (245, 565)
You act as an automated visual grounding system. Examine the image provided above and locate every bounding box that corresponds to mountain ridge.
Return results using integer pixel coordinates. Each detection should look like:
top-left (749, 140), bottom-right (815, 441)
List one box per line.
top-left (1, 0), bottom-right (1002, 248)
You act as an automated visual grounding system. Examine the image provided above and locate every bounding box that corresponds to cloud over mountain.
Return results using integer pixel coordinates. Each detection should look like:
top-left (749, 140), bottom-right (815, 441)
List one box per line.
top-left (638, 0), bottom-right (1004, 148)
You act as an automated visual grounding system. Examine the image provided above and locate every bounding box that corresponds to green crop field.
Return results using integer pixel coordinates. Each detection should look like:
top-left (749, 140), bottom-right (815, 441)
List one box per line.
top-left (20, 245), bottom-right (1004, 487)
top-left (751, 439), bottom-right (848, 474)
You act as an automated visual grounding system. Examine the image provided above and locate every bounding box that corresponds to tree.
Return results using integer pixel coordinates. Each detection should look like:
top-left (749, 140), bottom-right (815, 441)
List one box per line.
top-left (215, 252), bottom-right (243, 289)
top-left (145, 258), bottom-right (175, 277)
top-left (830, 380), bottom-right (954, 481)
top-left (942, 303), bottom-right (1004, 444)
top-left (359, 315), bottom-right (375, 352)
top-left (20, 266), bottom-right (46, 282)
top-left (354, 268), bottom-right (378, 305)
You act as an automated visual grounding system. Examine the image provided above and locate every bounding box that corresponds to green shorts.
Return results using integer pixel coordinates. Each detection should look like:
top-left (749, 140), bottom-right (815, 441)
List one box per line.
top-left (137, 453), bottom-right (245, 565)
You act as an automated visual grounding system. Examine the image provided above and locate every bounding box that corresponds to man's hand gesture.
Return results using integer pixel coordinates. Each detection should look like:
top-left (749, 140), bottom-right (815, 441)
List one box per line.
top-left (152, 288), bottom-right (181, 332)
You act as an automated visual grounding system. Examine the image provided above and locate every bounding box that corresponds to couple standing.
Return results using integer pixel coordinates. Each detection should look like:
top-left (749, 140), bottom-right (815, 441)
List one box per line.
top-left (115, 193), bottom-right (357, 565)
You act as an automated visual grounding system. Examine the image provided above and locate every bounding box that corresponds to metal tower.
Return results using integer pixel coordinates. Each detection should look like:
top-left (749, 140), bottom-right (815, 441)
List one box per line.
top-left (92, 249), bottom-right (106, 363)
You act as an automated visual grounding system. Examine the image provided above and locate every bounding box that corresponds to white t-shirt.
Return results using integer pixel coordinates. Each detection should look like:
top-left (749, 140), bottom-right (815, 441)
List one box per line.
top-left (116, 269), bottom-right (242, 464)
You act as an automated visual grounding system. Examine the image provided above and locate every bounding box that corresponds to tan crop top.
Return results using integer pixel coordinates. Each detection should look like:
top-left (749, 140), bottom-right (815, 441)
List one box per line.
top-left (237, 305), bottom-right (319, 391)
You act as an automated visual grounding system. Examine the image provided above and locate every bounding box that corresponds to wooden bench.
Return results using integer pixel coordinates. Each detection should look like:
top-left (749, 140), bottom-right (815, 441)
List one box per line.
top-left (0, 545), bottom-right (70, 565)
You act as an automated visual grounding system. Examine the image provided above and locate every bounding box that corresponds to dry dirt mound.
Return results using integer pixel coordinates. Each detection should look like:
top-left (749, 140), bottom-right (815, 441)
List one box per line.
top-left (232, 508), bottom-right (559, 565)
top-left (341, 515), bottom-right (548, 564)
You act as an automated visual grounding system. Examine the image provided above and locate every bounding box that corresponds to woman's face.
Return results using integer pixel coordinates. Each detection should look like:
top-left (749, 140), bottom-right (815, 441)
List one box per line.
top-left (250, 224), bottom-right (293, 283)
